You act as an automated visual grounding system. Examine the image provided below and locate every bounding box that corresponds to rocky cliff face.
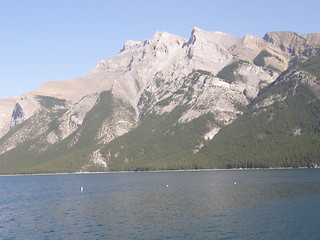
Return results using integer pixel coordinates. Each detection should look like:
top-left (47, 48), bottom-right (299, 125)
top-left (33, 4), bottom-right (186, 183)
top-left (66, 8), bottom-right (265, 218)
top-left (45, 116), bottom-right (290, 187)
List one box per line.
top-left (263, 31), bottom-right (320, 56)
top-left (0, 97), bottom-right (18, 136)
top-left (0, 28), bottom-right (320, 174)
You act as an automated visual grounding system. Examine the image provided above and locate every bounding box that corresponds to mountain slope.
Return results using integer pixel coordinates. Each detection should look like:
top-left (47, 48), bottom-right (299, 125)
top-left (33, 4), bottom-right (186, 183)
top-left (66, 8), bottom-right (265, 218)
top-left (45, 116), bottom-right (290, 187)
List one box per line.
top-left (100, 61), bottom-right (320, 171)
top-left (0, 28), bottom-right (320, 174)
top-left (195, 67), bottom-right (320, 169)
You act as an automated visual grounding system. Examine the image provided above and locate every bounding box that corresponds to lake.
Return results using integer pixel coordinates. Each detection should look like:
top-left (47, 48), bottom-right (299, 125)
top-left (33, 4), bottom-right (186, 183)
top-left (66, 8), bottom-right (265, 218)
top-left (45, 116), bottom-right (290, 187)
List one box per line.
top-left (1, 169), bottom-right (320, 239)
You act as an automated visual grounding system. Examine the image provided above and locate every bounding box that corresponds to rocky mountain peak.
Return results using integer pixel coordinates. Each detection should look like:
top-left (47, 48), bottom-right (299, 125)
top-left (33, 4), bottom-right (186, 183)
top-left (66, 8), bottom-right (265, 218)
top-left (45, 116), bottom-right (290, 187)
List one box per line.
top-left (242, 34), bottom-right (264, 47)
top-left (153, 31), bottom-right (177, 41)
top-left (1, 28), bottom-right (320, 173)
top-left (185, 27), bottom-right (242, 74)
top-left (188, 27), bottom-right (241, 47)
top-left (120, 40), bottom-right (141, 53)
top-left (263, 31), bottom-right (320, 56)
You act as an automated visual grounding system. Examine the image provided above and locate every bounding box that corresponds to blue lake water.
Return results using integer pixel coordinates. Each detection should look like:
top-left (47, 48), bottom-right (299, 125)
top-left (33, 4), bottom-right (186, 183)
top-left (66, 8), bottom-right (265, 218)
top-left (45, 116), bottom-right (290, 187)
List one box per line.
top-left (0, 169), bottom-right (320, 239)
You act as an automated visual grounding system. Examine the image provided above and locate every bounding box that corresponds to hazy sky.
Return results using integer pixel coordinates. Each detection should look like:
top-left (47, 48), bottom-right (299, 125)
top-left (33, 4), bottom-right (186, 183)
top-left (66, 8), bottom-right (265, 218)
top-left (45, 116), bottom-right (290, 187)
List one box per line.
top-left (1, 0), bottom-right (319, 99)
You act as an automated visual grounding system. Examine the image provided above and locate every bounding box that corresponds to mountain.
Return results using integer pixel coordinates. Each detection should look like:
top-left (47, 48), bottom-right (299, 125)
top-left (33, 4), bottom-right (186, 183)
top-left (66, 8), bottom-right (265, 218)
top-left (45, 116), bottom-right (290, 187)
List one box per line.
top-left (0, 28), bottom-right (320, 174)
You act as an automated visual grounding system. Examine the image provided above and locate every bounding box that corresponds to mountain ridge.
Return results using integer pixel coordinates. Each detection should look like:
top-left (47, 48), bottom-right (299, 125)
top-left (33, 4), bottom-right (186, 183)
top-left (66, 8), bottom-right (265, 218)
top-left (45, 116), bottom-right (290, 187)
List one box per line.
top-left (0, 27), bottom-right (320, 174)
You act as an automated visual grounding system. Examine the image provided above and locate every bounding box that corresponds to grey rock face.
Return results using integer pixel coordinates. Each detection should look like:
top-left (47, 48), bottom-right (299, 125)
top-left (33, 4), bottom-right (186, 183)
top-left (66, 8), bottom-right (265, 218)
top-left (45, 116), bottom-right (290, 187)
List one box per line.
top-left (0, 28), bottom-right (319, 170)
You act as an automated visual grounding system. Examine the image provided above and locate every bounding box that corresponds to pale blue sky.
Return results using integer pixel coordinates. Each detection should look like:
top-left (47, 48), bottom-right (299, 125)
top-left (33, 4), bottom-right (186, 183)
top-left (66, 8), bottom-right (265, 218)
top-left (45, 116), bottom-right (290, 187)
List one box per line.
top-left (0, 0), bottom-right (319, 99)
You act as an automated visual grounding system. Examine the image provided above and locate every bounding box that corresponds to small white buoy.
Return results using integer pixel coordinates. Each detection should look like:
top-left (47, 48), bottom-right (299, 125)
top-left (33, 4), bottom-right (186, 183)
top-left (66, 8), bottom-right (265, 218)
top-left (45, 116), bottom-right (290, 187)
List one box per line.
top-left (80, 187), bottom-right (84, 191)
top-left (233, 182), bottom-right (237, 185)
top-left (166, 184), bottom-right (169, 188)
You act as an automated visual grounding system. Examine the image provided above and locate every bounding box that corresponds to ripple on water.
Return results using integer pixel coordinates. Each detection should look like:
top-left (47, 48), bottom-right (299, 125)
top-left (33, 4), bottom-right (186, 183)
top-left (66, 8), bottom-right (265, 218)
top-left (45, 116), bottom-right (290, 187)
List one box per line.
top-left (0, 169), bottom-right (319, 239)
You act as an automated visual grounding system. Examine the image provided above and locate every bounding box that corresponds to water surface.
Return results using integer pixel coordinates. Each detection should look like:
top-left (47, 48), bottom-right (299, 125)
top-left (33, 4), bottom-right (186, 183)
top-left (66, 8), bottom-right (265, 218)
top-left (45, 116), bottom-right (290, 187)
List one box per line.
top-left (1, 169), bottom-right (319, 239)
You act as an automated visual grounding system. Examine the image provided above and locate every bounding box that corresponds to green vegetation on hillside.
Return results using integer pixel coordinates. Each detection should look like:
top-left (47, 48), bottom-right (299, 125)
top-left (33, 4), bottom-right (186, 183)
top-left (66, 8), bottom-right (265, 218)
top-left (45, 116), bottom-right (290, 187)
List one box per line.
top-left (253, 50), bottom-right (282, 72)
top-left (37, 95), bottom-right (66, 108)
top-left (26, 92), bottom-right (116, 173)
top-left (101, 106), bottom-right (218, 171)
top-left (302, 48), bottom-right (320, 57)
top-left (299, 56), bottom-right (320, 79)
top-left (1, 54), bottom-right (320, 174)
top-left (0, 91), bottom-right (135, 174)
top-left (194, 74), bottom-right (320, 169)
top-left (194, 69), bottom-right (212, 76)
top-left (253, 50), bottom-right (272, 67)
top-left (0, 109), bottom-right (68, 174)
top-left (217, 60), bottom-right (248, 83)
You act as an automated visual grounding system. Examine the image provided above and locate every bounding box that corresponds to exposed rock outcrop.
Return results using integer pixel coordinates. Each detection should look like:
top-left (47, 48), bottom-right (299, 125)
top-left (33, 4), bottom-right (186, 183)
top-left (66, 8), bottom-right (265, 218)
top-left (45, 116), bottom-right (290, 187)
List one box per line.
top-left (0, 28), bottom-right (319, 173)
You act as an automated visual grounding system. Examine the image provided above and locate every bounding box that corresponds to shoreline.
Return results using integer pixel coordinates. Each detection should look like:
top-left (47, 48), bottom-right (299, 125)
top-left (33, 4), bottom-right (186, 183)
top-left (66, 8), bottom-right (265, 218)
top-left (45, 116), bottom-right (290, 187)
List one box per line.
top-left (0, 166), bottom-right (317, 177)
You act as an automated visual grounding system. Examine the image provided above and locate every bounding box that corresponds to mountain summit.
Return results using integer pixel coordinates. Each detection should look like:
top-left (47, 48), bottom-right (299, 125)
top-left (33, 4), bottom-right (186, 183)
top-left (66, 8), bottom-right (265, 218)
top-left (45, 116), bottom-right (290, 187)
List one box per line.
top-left (1, 28), bottom-right (320, 174)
